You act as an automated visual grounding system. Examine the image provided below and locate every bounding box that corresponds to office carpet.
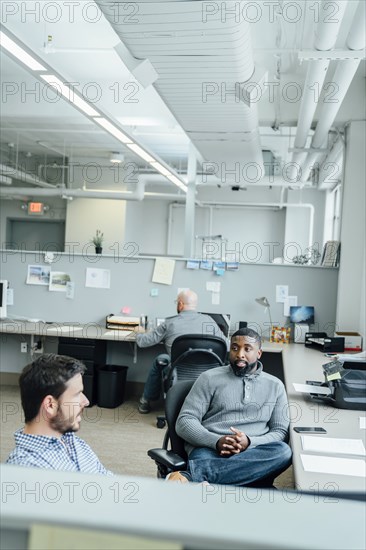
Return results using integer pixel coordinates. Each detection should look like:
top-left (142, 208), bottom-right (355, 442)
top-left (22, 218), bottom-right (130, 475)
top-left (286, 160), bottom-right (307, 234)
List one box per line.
top-left (0, 385), bottom-right (294, 488)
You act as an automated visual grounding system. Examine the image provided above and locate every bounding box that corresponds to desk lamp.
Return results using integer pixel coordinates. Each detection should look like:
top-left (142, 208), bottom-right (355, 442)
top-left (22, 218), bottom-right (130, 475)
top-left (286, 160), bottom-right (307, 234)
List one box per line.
top-left (255, 296), bottom-right (273, 334)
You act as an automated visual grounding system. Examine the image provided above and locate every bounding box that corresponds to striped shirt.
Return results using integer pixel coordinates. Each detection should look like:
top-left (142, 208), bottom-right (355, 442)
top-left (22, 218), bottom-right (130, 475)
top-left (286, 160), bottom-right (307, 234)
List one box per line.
top-left (6, 429), bottom-right (113, 475)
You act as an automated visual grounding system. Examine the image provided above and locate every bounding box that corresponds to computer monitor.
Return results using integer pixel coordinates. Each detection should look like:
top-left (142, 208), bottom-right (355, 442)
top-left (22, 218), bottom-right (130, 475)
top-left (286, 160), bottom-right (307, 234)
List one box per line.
top-left (200, 312), bottom-right (231, 338)
top-left (289, 306), bottom-right (314, 325)
top-left (0, 280), bottom-right (8, 319)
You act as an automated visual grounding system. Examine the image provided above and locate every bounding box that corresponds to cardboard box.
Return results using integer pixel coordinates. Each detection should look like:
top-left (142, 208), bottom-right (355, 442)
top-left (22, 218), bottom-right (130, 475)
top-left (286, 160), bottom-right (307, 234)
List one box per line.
top-left (334, 331), bottom-right (363, 351)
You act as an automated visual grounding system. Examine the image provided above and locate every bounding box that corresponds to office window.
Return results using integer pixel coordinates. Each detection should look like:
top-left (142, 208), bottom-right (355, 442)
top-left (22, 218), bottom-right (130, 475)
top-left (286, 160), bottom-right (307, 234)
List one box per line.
top-left (323, 185), bottom-right (342, 246)
top-left (6, 220), bottom-right (65, 251)
top-left (332, 185), bottom-right (342, 241)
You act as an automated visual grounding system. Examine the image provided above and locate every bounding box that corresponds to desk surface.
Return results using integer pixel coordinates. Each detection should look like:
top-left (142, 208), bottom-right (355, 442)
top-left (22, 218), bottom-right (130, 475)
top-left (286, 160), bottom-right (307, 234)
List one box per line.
top-left (0, 320), bottom-right (284, 349)
top-left (281, 345), bottom-right (365, 494)
top-left (0, 320), bottom-right (137, 342)
top-left (1, 321), bottom-right (365, 493)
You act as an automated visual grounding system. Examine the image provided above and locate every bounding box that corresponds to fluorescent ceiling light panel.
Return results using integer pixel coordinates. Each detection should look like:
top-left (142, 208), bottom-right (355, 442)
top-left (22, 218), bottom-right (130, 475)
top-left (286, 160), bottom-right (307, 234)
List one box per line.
top-left (126, 143), bottom-right (155, 163)
top-left (40, 74), bottom-right (99, 117)
top-left (0, 31), bottom-right (46, 71)
top-left (166, 174), bottom-right (188, 192)
top-left (93, 117), bottom-right (133, 144)
top-left (149, 161), bottom-right (171, 177)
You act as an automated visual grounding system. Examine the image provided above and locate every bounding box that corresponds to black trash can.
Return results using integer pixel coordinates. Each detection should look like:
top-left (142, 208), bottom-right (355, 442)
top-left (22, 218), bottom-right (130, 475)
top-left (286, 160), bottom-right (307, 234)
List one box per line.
top-left (97, 365), bottom-right (128, 408)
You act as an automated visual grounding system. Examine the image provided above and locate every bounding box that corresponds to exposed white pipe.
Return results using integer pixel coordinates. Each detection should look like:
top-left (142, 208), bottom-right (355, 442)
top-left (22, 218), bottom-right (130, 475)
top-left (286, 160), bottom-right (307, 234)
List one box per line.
top-left (196, 175), bottom-right (310, 188)
top-left (301, 68), bottom-right (361, 182)
top-left (0, 183), bottom-right (145, 201)
top-left (144, 192), bottom-right (186, 202)
top-left (314, 2), bottom-right (349, 50)
top-left (300, 0), bottom-right (365, 182)
top-left (288, 0), bottom-right (348, 181)
top-left (346, 1), bottom-right (365, 51)
top-left (0, 164), bottom-right (57, 188)
top-left (318, 138), bottom-right (344, 189)
top-left (0, 185), bottom-right (193, 203)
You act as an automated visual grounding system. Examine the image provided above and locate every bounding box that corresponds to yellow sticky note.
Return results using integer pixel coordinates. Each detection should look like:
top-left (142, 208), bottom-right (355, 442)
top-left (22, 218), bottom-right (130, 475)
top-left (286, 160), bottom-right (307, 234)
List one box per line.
top-left (326, 372), bottom-right (341, 381)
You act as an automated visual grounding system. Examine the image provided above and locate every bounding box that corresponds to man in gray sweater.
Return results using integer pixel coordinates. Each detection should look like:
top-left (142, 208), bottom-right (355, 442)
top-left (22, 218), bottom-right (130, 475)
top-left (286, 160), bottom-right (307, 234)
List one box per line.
top-left (170, 327), bottom-right (292, 486)
top-left (135, 289), bottom-right (225, 413)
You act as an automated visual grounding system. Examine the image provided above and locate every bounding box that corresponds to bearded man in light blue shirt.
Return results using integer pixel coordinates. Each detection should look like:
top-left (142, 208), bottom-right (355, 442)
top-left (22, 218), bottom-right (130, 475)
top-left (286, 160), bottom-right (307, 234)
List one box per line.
top-left (6, 354), bottom-right (112, 475)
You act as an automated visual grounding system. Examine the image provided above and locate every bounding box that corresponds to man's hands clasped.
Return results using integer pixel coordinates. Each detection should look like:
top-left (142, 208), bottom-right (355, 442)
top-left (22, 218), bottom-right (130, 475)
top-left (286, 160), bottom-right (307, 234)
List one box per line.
top-left (216, 427), bottom-right (250, 456)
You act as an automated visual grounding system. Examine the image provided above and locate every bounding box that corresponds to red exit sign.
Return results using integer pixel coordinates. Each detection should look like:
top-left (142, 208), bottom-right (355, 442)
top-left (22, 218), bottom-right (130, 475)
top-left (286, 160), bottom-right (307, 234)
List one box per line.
top-left (28, 202), bottom-right (44, 215)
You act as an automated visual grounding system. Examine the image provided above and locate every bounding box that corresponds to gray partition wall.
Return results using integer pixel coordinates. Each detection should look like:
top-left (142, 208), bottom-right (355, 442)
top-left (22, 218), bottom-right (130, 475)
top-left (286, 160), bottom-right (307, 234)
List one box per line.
top-left (1, 250), bottom-right (338, 333)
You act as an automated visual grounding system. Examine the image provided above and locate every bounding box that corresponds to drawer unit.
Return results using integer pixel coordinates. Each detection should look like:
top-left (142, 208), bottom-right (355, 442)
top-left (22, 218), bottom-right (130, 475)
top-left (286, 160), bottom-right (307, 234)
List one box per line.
top-left (58, 338), bottom-right (107, 405)
top-left (58, 338), bottom-right (106, 364)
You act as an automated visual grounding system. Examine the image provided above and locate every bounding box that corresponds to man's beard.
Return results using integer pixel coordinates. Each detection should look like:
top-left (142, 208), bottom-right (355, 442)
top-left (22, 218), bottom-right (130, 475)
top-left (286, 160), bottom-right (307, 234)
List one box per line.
top-left (230, 360), bottom-right (258, 377)
top-left (50, 409), bottom-right (80, 434)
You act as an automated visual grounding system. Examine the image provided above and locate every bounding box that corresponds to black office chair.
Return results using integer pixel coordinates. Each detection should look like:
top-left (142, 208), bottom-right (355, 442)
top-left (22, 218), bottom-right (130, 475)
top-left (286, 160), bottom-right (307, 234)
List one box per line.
top-left (156, 334), bottom-right (227, 428)
top-left (148, 379), bottom-right (281, 488)
top-left (166, 334), bottom-right (227, 383)
top-left (148, 380), bottom-right (194, 478)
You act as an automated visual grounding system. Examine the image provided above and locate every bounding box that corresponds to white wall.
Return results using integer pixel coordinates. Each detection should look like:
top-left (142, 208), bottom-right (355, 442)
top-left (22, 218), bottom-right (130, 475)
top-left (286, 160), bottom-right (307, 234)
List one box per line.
top-left (284, 188), bottom-right (326, 263)
top-left (0, 181), bottom-right (328, 265)
top-left (336, 121), bottom-right (366, 336)
top-left (124, 200), bottom-right (170, 256)
top-left (65, 199), bottom-right (126, 254)
top-left (169, 203), bottom-right (286, 262)
top-left (123, 185), bottom-right (324, 263)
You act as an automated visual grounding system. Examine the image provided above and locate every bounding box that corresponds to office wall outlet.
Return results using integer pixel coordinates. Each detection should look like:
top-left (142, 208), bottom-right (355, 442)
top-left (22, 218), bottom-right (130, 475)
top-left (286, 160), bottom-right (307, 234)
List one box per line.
top-left (150, 288), bottom-right (159, 297)
top-left (31, 334), bottom-right (44, 354)
top-left (34, 339), bottom-right (44, 354)
top-left (21, 342), bottom-right (27, 353)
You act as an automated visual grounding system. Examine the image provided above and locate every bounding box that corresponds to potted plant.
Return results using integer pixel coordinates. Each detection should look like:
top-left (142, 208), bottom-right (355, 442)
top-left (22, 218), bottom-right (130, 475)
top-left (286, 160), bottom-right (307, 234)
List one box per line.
top-left (92, 229), bottom-right (104, 254)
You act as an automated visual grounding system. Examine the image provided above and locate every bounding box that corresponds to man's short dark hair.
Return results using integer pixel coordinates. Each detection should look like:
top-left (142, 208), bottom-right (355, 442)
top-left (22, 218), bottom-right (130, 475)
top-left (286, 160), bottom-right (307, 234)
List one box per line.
top-left (231, 328), bottom-right (262, 348)
top-left (19, 354), bottom-right (86, 423)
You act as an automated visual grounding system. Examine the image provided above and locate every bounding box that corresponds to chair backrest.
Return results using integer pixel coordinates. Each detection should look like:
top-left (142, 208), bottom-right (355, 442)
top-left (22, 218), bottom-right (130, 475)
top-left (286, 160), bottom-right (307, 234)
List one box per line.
top-left (170, 334), bottom-right (227, 381)
top-left (165, 379), bottom-right (195, 459)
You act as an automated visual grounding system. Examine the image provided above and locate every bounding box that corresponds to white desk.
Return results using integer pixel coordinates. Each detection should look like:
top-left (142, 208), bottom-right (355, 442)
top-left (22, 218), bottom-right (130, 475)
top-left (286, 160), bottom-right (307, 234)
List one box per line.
top-left (0, 320), bottom-right (140, 364)
top-left (0, 320), bottom-right (137, 341)
top-left (1, 464), bottom-right (365, 550)
top-left (281, 344), bottom-right (365, 494)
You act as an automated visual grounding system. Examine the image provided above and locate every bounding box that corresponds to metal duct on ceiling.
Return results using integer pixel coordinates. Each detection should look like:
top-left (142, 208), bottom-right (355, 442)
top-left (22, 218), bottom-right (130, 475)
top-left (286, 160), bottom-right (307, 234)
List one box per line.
top-left (96, 0), bottom-right (264, 186)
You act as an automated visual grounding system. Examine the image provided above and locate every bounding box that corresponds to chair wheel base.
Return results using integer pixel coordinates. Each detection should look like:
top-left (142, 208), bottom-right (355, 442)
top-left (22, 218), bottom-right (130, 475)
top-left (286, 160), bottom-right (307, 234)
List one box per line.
top-left (156, 416), bottom-right (166, 429)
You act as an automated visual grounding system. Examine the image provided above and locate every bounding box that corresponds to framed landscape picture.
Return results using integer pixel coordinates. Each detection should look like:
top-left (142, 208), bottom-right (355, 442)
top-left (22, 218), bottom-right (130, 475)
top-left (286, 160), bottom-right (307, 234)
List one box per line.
top-left (270, 326), bottom-right (291, 344)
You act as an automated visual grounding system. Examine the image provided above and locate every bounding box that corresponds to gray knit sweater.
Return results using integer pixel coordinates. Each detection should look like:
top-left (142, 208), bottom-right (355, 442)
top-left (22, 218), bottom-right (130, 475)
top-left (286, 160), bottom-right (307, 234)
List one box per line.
top-left (175, 362), bottom-right (290, 456)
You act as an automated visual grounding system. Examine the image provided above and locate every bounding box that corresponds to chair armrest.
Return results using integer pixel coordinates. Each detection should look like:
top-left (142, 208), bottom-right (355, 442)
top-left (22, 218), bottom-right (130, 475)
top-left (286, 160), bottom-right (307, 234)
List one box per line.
top-left (147, 448), bottom-right (187, 470)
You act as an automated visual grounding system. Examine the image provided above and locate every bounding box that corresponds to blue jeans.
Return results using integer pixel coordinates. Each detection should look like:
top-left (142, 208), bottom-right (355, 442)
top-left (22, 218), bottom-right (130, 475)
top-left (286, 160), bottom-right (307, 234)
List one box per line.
top-left (187, 441), bottom-right (292, 486)
top-left (143, 354), bottom-right (170, 401)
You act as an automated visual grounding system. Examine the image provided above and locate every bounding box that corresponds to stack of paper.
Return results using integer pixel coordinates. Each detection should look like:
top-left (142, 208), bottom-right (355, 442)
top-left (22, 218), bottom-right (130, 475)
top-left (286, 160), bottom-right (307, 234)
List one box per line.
top-left (293, 383), bottom-right (331, 395)
top-left (301, 435), bottom-right (366, 456)
top-left (104, 330), bottom-right (133, 338)
top-left (300, 436), bottom-right (366, 478)
top-left (301, 454), bottom-right (366, 478)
